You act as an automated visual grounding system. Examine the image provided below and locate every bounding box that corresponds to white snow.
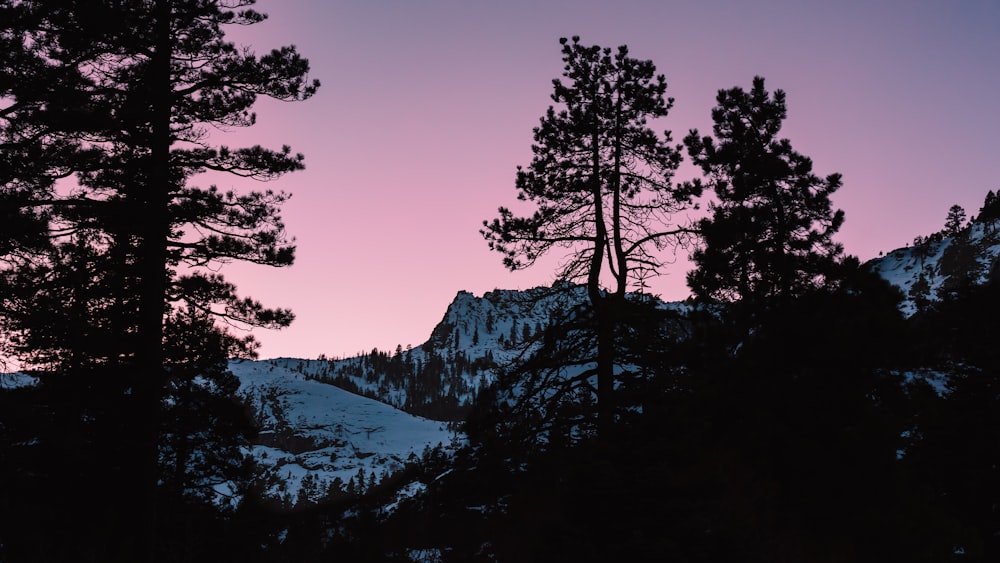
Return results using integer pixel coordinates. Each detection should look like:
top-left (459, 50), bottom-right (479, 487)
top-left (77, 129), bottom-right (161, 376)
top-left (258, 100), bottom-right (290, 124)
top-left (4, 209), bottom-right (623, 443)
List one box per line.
top-left (0, 372), bottom-right (38, 389)
top-left (231, 358), bottom-right (458, 504)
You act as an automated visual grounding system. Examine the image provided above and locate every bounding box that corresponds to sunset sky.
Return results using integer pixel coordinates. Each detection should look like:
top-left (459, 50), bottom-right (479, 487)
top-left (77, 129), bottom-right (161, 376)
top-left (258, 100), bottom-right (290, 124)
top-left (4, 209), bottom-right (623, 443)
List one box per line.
top-left (216, 0), bottom-right (999, 359)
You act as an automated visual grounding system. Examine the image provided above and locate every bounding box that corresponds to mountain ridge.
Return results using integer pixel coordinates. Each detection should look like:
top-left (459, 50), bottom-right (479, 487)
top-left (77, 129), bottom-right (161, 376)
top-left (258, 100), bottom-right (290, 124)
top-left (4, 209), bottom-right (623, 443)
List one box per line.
top-left (293, 207), bottom-right (1000, 423)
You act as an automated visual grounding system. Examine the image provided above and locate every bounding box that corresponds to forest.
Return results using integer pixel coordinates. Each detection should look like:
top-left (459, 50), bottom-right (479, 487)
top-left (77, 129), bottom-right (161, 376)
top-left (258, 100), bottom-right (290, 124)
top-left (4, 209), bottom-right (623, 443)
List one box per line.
top-left (1, 1), bottom-right (998, 562)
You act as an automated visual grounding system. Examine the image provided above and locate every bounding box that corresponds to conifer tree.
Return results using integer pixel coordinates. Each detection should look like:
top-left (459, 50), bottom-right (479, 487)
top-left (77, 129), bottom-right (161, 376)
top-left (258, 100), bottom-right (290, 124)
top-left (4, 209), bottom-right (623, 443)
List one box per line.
top-left (939, 229), bottom-right (982, 297)
top-left (0, 1), bottom-right (318, 559)
top-left (482, 37), bottom-right (697, 434)
top-left (159, 306), bottom-right (257, 505)
top-left (684, 76), bottom-right (845, 308)
top-left (944, 204), bottom-right (967, 236)
top-left (979, 190), bottom-right (1000, 225)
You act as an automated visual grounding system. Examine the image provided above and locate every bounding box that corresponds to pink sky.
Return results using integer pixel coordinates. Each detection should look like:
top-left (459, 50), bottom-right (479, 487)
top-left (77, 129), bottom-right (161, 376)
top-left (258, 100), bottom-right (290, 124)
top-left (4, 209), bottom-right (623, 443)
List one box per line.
top-left (215, 0), bottom-right (1000, 359)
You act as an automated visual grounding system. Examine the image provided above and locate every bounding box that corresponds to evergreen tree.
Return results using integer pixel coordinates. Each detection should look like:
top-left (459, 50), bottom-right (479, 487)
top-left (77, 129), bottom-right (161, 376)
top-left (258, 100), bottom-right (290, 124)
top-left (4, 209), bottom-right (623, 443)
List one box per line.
top-left (684, 76), bottom-right (845, 309)
top-left (938, 229), bottom-right (982, 298)
top-left (482, 36), bottom-right (698, 434)
top-left (159, 307), bottom-right (257, 505)
top-left (662, 82), bottom-right (936, 559)
top-left (944, 204), bottom-right (967, 236)
top-left (979, 190), bottom-right (1000, 225)
top-left (0, 1), bottom-right (318, 559)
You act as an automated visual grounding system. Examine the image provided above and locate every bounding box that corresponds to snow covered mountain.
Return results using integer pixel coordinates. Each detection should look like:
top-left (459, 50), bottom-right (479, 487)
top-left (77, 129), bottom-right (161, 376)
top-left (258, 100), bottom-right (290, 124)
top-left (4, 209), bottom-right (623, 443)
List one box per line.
top-left (293, 283), bottom-right (594, 421)
top-left (278, 221), bottom-right (1000, 439)
top-left (287, 216), bottom-right (1000, 431)
top-left (867, 214), bottom-right (1000, 315)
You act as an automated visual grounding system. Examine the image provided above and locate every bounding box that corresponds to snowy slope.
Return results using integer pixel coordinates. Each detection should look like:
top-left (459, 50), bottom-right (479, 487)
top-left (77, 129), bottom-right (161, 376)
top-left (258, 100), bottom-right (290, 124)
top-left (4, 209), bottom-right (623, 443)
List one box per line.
top-left (0, 372), bottom-right (36, 389)
top-left (868, 218), bottom-right (1000, 315)
top-left (231, 359), bottom-right (457, 506)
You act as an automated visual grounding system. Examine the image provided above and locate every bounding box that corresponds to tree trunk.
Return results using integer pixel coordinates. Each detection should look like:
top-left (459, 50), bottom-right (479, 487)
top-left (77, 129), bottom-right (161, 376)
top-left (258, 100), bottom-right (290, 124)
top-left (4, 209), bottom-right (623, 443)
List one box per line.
top-left (132, 1), bottom-right (173, 559)
top-left (594, 296), bottom-right (615, 437)
top-left (586, 114), bottom-right (615, 438)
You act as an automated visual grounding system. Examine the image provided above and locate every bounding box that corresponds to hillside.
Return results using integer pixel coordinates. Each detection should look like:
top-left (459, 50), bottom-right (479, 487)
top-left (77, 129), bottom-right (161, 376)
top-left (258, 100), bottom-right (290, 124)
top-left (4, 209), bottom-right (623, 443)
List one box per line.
top-left (295, 284), bottom-right (591, 420)
top-left (230, 358), bottom-right (456, 508)
top-left (867, 213), bottom-right (1000, 315)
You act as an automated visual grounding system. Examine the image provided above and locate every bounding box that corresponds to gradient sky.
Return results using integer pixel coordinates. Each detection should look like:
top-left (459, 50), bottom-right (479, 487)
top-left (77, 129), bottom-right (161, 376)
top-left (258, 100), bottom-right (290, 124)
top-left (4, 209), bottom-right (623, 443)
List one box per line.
top-left (213, 0), bottom-right (999, 360)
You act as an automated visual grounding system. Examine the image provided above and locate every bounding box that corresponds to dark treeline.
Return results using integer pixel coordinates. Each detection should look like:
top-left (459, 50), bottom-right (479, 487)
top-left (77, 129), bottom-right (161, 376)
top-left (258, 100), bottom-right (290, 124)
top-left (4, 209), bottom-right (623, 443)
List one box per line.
top-left (302, 345), bottom-right (490, 421)
top-left (2, 7), bottom-right (998, 562)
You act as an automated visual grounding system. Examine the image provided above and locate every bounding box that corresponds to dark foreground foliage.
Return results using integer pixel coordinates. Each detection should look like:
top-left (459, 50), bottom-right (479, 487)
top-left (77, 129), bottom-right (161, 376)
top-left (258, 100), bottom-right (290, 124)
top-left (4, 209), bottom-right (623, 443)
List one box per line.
top-left (262, 267), bottom-right (997, 563)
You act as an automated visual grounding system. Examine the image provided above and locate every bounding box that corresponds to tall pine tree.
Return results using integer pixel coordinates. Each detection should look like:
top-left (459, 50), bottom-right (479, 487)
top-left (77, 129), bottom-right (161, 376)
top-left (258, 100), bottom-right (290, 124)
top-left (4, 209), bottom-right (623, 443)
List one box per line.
top-left (0, 1), bottom-right (318, 559)
top-left (684, 76), bottom-right (844, 309)
top-left (482, 36), bottom-right (698, 436)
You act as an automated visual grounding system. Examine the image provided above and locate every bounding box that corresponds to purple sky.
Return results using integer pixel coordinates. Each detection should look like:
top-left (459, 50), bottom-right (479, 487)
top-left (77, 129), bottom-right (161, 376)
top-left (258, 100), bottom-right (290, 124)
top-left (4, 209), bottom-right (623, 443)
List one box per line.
top-left (216, 0), bottom-right (1000, 359)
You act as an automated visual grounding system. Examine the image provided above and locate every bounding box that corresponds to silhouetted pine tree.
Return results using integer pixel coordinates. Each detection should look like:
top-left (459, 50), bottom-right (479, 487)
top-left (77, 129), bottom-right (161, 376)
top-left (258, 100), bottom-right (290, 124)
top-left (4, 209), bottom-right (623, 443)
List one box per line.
top-left (979, 190), bottom-right (1000, 225)
top-left (482, 36), bottom-right (699, 435)
top-left (0, 1), bottom-right (317, 560)
top-left (684, 76), bottom-right (845, 313)
top-left (944, 204), bottom-right (968, 236)
top-left (939, 229), bottom-right (982, 298)
top-left (675, 76), bottom-right (942, 557)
